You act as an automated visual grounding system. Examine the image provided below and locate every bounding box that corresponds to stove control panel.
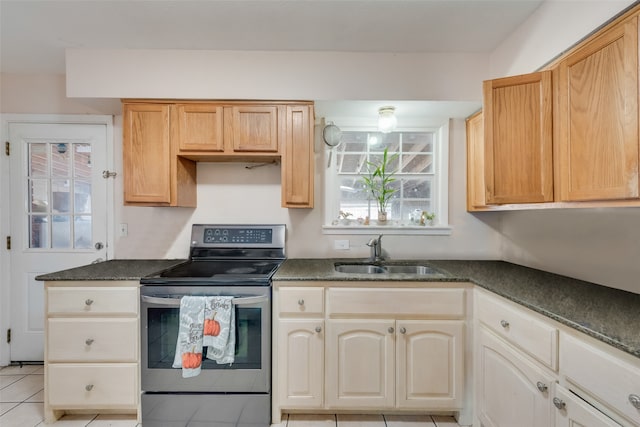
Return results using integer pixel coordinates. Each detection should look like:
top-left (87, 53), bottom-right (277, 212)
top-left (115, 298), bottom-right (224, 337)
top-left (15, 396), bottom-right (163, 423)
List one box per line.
top-left (190, 224), bottom-right (286, 250)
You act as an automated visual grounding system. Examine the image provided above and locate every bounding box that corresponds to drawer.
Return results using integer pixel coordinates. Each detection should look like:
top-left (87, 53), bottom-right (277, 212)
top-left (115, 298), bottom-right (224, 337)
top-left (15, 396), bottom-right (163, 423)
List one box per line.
top-left (476, 291), bottom-right (558, 370)
top-left (48, 287), bottom-right (138, 315)
top-left (47, 363), bottom-right (137, 408)
top-left (47, 318), bottom-right (137, 362)
top-left (327, 288), bottom-right (465, 318)
top-left (279, 287), bottom-right (324, 316)
top-left (561, 333), bottom-right (640, 425)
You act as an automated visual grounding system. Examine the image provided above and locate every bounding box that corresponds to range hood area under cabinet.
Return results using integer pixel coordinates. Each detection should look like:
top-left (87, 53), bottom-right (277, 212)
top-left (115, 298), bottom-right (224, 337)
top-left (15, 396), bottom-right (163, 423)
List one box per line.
top-left (122, 100), bottom-right (314, 208)
top-left (467, 6), bottom-right (640, 211)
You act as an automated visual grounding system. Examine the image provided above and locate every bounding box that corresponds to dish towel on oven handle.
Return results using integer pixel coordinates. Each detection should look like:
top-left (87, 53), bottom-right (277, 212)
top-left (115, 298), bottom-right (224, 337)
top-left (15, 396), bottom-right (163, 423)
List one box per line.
top-left (203, 296), bottom-right (235, 365)
top-left (172, 296), bottom-right (206, 378)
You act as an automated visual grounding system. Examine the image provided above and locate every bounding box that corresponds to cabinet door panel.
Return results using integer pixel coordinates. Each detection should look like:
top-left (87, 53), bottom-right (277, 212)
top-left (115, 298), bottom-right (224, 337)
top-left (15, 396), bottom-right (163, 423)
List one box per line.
top-left (282, 105), bottom-right (314, 208)
top-left (466, 111), bottom-right (486, 210)
top-left (175, 104), bottom-right (224, 152)
top-left (477, 327), bottom-right (554, 427)
top-left (230, 106), bottom-right (279, 152)
top-left (554, 386), bottom-right (622, 427)
top-left (123, 104), bottom-right (171, 204)
top-left (557, 17), bottom-right (639, 201)
top-left (278, 320), bottom-right (324, 408)
top-left (397, 320), bottom-right (464, 409)
top-left (326, 319), bottom-right (395, 409)
top-left (483, 71), bottom-right (554, 204)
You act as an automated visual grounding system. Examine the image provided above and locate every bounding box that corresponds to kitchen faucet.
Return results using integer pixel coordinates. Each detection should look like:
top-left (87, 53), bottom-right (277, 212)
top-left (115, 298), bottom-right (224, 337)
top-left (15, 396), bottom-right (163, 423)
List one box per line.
top-left (366, 234), bottom-right (385, 264)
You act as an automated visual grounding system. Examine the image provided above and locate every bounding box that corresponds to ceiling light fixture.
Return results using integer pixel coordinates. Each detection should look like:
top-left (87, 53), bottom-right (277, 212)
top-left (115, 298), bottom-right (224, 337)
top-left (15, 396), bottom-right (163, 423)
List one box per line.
top-left (377, 106), bottom-right (397, 133)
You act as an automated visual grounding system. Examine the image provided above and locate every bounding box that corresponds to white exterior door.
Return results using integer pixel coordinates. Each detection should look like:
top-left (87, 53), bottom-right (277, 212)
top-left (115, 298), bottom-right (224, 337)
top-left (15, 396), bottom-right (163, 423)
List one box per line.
top-left (4, 118), bottom-right (112, 362)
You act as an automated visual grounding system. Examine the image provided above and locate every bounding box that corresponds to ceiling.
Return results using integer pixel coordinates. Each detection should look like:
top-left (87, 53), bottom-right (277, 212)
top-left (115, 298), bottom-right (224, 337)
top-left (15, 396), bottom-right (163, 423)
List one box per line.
top-left (1, 0), bottom-right (544, 74)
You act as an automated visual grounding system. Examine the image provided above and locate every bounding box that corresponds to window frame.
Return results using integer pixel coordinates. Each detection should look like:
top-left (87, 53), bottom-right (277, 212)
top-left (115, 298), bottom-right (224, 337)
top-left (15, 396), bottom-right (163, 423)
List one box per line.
top-left (322, 117), bottom-right (451, 235)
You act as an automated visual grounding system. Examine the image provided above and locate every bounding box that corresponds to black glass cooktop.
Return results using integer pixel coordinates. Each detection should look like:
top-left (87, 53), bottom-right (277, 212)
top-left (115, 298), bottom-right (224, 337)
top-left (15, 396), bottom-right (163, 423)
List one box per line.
top-left (141, 259), bottom-right (283, 284)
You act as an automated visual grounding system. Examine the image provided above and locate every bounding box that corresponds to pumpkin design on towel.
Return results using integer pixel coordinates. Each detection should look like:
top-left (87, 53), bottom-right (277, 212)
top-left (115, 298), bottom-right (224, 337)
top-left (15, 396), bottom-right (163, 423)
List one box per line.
top-left (204, 312), bottom-right (221, 337)
top-left (182, 349), bottom-right (202, 369)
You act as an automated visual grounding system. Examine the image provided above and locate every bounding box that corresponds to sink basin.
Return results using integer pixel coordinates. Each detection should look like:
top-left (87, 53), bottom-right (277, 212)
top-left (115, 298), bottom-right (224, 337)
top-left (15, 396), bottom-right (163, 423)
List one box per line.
top-left (334, 263), bottom-right (443, 276)
top-left (334, 264), bottom-right (387, 274)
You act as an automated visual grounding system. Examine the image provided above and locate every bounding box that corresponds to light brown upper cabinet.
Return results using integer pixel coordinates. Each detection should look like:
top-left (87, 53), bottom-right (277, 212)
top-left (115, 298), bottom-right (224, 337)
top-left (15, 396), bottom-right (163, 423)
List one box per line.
top-left (555, 16), bottom-right (639, 202)
top-left (123, 102), bottom-right (196, 207)
top-left (466, 111), bottom-right (486, 210)
top-left (123, 100), bottom-right (314, 208)
top-left (483, 71), bottom-right (554, 204)
top-left (282, 105), bottom-right (314, 208)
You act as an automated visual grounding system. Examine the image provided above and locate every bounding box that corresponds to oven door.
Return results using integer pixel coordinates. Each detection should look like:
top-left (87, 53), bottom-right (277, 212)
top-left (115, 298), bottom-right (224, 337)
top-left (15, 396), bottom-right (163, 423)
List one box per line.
top-left (140, 285), bottom-right (271, 393)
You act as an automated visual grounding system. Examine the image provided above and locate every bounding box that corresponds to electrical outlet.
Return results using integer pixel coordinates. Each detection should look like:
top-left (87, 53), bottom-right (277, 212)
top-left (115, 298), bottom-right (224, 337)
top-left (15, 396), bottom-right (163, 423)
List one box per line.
top-left (119, 223), bottom-right (128, 237)
top-left (334, 239), bottom-right (350, 250)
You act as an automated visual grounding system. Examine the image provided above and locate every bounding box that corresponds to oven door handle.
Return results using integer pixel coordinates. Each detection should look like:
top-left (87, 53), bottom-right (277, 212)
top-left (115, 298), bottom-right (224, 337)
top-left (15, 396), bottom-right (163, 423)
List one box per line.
top-left (141, 295), bottom-right (268, 307)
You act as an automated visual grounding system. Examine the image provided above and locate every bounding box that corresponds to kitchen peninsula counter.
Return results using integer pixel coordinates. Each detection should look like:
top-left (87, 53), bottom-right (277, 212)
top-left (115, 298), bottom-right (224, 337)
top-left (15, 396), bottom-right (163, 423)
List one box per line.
top-left (274, 258), bottom-right (640, 359)
top-left (36, 259), bottom-right (187, 281)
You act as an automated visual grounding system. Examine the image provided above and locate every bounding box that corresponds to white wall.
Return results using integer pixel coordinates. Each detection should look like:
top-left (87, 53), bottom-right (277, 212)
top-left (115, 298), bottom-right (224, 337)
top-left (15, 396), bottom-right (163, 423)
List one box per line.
top-left (489, 0), bottom-right (640, 294)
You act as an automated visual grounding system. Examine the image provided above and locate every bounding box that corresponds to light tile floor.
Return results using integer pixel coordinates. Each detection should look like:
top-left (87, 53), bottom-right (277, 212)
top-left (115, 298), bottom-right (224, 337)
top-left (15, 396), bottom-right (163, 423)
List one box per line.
top-left (0, 364), bottom-right (139, 427)
top-left (2, 365), bottom-right (461, 427)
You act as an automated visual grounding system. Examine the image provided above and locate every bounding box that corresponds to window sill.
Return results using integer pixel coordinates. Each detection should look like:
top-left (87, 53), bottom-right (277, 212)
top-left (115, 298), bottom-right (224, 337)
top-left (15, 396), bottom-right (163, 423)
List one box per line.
top-left (322, 225), bottom-right (453, 236)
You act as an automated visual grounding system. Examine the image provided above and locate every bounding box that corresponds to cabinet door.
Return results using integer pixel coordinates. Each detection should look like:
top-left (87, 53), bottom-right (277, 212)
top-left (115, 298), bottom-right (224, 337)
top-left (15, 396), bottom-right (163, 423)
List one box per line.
top-left (556, 17), bottom-right (639, 201)
top-left (174, 104), bottom-right (224, 152)
top-left (477, 327), bottom-right (555, 427)
top-left (278, 320), bottom-right (324, 408)
top-left (397, 320), bottom-right (464, 409)
top-left (123, 103), bottom-right (172, 204)
top-left (554, 386), bottom-right (622, 427)
top-left (229, 105), bottom-right (279, 152)
top-left (466, 110), bottom-right (486, 210)
top-left (282, 105), bottom-right (314, 208)
top-left (483, 71), bottom-right (554, 204)
top-left (326, 319), bottom-right (395, 409)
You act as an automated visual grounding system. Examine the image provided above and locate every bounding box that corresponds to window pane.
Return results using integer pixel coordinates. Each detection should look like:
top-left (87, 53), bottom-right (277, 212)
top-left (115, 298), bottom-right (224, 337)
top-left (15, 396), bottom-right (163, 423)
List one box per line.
top-left (74, 215), bottom-right (92, 249)
top-left (403, 179), bottom-right (431, 199)
top-left (29, 179), bottom-right (49, 213)
top-left (73, 144), bottom-right (92, 179)
top-left (52, 180), bottom-right (71, 213)
top-left (338, 153), bottom-right (366, 174)
top-left (74, 180), bottom-right (91, 214)
top-left (403, 201), bottom-right (433, 224)
top-left (30, 215), bottom-right (49, 248)
top-left (403, 132), bottom-right (433, 152)
top-left (341, 132), bottom-right (368, 152)
top-left (52, 215), bottom-right (71, 248)
top-left (367, 153), bottom-right (400, 175)
top-left (51, 143), bottom-right (71, 177)
top-left (368, 132), bottom-right (399, 152)
top-left (29, 143), bottom-right (48, 177)
top-left (402, 154), bottom-right (433, 173)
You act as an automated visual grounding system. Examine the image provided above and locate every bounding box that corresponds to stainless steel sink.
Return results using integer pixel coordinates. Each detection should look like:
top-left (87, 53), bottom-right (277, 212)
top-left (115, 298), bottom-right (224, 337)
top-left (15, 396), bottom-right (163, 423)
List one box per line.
top-left (334, 264), bottom-right (387, 274)
top-left (334, 263), bottom-right (443, 276)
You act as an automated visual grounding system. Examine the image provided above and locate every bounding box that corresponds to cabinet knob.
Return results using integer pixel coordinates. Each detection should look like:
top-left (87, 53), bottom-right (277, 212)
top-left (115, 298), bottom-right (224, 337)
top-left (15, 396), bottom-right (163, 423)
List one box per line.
top-left (85, 384), bottom-right (94, 392)
top-left (315, 326), bottom-right (322, 333)
top-left (85, 299), bottom-right (94, 306)
top-left (298, 299), bottom-right (304, 306)
top-left (388, 327), bottom-right (395, 334)
top-left (536, 382), bottom-right (548, 393)
top-left (553, 397), bottom-right (565, 410)
top-left (629, 394), bottom-right (640, 409)
top-left (500, 320), bottom-right (510, 328)
top-left (85, 338), bottom-right (94, 346)
top-left (400, 327), bottom-right (407, 334)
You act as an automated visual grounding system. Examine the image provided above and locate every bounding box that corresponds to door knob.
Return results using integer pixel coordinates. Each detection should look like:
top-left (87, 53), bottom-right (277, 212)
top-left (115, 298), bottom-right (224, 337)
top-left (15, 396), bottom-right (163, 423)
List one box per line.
top-left (95, 242), bottom-right (104, 250)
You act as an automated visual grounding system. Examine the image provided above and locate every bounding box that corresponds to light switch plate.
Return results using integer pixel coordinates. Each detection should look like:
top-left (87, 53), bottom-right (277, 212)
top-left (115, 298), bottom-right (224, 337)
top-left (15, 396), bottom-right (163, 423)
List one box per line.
top-left (334, 239), bottom-right (350, 250)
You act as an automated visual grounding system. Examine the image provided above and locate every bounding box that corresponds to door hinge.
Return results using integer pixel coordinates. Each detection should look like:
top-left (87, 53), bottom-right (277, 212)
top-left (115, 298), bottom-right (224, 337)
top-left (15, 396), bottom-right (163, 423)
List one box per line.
top-left (5, 236), bottom-right (10, 250)
top-left (6, 329), bottom-right (10, 344)
top-left (5, 141), bottom-right (9, 156)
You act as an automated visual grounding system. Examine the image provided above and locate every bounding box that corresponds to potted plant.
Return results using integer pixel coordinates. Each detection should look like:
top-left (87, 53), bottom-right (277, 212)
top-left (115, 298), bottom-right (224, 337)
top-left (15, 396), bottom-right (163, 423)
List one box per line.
top-left (361, 148), bottom-right (398, 224)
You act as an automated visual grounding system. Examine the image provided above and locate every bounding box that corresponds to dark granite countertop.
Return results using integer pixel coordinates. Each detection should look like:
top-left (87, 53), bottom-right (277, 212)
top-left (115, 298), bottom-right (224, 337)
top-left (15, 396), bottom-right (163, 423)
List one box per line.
top-left (35, 259), bottom-right (187, 281)
top-left (274, 258), bottom-right (640, 359)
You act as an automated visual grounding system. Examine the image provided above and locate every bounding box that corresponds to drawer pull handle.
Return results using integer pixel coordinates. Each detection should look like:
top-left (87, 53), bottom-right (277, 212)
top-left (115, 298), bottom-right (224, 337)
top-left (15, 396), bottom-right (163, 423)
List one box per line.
top-left (298, 299), bottom-right (304, 306)
top-left (85, 299), bottom-right (94, 306)
top-left (553, 397), bottom-right (565, 410)
top-left (630, 394), bottom-right (640, 409)
top-left (400, 327), bottom-right (407, 334)
top-left (85, 338), bottom-right (94, 346)
top-left (536, 382), bottom-right (548, 393)
top-left (388, 327), bottom-right (395, 334)
top-left (500, 320), bottom-right (510, 328)
top-left (85, 384), bottom-right (94, 392)
top-left (315, 326), bottom-right (322, 333)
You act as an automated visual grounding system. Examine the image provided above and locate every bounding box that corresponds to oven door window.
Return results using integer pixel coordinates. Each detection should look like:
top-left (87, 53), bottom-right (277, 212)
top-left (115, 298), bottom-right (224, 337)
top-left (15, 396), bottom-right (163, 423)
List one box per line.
top-left (146, 306), bottom-right (261, 370)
